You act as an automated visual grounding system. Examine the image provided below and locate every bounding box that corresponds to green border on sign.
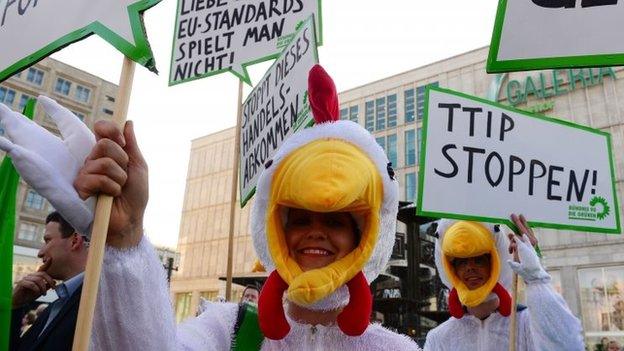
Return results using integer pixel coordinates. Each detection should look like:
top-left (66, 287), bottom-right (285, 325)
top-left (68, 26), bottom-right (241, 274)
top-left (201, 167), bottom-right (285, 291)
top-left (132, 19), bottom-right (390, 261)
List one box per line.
top-left (238, 15), bottom-right (319, 208)
top-left (168, 0), bottom-right (323, 87)
top-left (486, 0), bottom-right (624, 73)
top-left (416, 85), bottom-right (621, 234)
top-left (0, 0), bottom-right (161, 83)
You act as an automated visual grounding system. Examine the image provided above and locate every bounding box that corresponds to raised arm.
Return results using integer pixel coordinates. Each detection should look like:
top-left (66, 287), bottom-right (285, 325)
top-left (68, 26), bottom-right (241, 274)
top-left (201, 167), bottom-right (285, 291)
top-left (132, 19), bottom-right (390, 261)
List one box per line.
top-left (507, 232), bottom-right (584, 350)
top-left (75, 120), bottom-right (236, 350)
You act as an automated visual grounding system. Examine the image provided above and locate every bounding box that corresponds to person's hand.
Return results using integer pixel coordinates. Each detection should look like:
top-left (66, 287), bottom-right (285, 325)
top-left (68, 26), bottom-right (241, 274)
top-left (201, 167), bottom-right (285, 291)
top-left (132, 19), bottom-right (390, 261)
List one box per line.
top-left (506, 234), bottom-right (549, 283)
top-left (73, 120), bottom-right (148, 248)
top-left (508, 213), bottom-right (538, 254)
top-left (0, 96), bottom-right (95, 235)
top-left (12, 260), bottom-right (56, 308)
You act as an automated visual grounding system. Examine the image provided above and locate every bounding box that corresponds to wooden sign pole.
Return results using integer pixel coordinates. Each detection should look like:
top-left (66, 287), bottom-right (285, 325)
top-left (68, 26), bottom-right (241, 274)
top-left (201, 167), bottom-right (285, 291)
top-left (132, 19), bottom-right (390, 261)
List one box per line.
top-left (225, 79), bottom-right (244, 301)
top-left (72, 56), bottom-right (136, 351)
top-left (508, 252), bottom-right (520, 351)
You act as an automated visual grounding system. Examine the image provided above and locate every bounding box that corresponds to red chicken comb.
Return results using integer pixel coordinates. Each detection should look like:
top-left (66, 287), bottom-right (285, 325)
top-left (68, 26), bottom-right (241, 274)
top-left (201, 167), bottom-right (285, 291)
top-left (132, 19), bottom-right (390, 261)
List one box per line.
top-left (308, 64), bottom-right (339, 124)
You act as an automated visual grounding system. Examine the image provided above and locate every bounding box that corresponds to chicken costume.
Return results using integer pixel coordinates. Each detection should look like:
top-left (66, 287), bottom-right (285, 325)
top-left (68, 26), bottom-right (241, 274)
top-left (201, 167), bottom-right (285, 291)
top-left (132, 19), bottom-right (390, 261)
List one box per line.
top-left (424, 219), bottom-right (584, 351)
top-left (0, 66), bottom-right (418, 350)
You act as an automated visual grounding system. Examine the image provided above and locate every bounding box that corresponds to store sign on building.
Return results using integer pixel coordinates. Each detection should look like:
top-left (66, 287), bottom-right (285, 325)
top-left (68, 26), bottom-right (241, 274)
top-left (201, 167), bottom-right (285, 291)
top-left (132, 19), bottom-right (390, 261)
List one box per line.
top-left (418, 87), bottom-right (621, 234)
top-left (238, 16), bottom-right (318, 206)
top-left (488, 68), bottom-right (617, 113)
top-left (488, 0), bottom-right (624, 72)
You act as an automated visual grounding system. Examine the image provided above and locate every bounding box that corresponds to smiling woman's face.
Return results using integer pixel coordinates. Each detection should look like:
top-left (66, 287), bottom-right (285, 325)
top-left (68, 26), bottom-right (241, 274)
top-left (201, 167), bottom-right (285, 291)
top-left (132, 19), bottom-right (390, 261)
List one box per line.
top-left (285, 208), bottom-right (358, 271)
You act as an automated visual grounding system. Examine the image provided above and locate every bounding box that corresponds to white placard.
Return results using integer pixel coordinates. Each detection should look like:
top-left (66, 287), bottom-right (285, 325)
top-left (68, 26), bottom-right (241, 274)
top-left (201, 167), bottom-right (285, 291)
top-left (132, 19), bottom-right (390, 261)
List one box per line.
top-left (169, 0), bottom-right (321, 86)
top-left (487, 0), bottom-right (624, 72)
top-left (418, 87), bottom-right (621, 234)
top-left (0, 0), bottom-right (159, 82)
top-left (239, 16), bottom-right (317, 206)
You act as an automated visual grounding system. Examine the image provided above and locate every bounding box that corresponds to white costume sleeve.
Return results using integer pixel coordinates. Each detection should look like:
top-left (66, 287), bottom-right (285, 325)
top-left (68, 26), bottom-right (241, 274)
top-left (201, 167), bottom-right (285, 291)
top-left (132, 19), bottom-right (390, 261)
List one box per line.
top-left (90, 236), bottom-right (237, 351)
top-left (524, 280), bottom-right (584, 351)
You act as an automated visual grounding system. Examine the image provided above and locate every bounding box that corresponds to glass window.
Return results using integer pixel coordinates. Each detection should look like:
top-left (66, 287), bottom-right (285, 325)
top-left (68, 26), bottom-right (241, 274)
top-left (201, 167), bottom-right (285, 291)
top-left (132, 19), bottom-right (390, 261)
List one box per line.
top-left (106, 95), bottom-right (115, 102)
top-left (578, 266), bottom-right (624, 345)
top-left (18, 94), bottom-right (32, 112)
top-left (387, 134), bottom-right (397, 167)
top-left (387, 94), bottom-right (397, 128)
top-left (25, 189), bottom-right (45, 210)
top-left (417, 128), bottom-right (423, 164)
top-left (417, 82), bottom-right (439, 120)
top-left (26, 68), bottom-right (44, 85)
top-left (0, 87), bottom-right (16, 106)
top-left (55, 78), bottom-right (71, 96)
top-left (103, 108), bottom-right (114, 116)
top-left (340, 107), bottom-right (348, 120)
top-left (375, 97), bottom-right (386, 131)
top-left (405, 89), bottom-right (415, 123)
top-left (75, 85), bottom-right (91, 103)
top-left (405, 172), bottom-right (416, 202)
top-left (376, 136), bottom-right (385, 152)
top-left (175, 292), bottom-right (193, 323)
top-left (405, 129), bottom-right (416, 166)
top-left (72, 111), bottom-right (85, 121)
top-left (549, 270), bottom-right (563, 295)
top-left (349, 106), bottom-right (358, 123)
top-left (365, 101), bottom-right (374, 132)
top-left (200, 290), bottom-right (218, 301)
top-left (18, 223), bottom-right (38, 241)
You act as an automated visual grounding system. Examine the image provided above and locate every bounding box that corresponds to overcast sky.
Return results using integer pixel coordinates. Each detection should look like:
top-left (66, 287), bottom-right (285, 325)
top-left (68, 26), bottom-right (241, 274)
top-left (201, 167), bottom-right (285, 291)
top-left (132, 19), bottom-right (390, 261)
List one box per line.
top-left (52, 0), bottom-right (499, 248)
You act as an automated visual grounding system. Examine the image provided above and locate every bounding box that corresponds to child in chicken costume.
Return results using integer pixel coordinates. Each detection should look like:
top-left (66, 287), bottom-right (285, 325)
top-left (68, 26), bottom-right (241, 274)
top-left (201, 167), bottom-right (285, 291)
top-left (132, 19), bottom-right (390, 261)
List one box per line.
top-left (424, 219), bottom-right (584, 351)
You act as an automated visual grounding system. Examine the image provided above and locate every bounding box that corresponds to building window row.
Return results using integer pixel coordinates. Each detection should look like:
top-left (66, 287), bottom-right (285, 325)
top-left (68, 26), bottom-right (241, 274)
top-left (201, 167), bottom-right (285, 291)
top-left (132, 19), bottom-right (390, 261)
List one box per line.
top-left (76, 85), bottom-right (91, 103)
top-left (24, 189), bottom-right (46, 210)
top-left (0, 87), bottom-right (16, 106)
top-left (55, 77), bottom-right (91, 104)
top-left (405, 172), bottom-right (416, 203)
top-left (375, 134), bottom-right (398, 168)
top-left (405, 82), bottom-right (440, 124)
top-left (17, 222), bottom-right (41, 242)
top-left (72, 111), bottom-right (86, 122)
top-left (19, 94), bottom-right (32, 112)
top-left (360, 82), bottom-right (438, 132)
top-left (404, 128), bottom-right (423, 167)
top-left (365, 101), bottom-right (374, 132)
top-left (26, 67), bottom-right (44, 86)
top-left (375, 97), bottom-right (386, 130)
top-left (339, 105), bottom-right (360, 123)
top-left (55, 78), bottom-right (71, 96)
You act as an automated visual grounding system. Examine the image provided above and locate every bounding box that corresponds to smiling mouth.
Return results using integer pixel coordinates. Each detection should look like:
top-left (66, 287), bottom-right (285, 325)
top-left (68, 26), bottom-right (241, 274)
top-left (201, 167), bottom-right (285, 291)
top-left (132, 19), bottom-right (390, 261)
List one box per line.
top-left (298, 248), bottom-right (334, 256)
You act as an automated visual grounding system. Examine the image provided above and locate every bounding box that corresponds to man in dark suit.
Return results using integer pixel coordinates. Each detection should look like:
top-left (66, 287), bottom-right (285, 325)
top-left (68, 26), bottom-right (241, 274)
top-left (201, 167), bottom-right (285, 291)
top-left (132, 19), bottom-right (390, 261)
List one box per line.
top-left (10, 211), bottom-right (88, 351)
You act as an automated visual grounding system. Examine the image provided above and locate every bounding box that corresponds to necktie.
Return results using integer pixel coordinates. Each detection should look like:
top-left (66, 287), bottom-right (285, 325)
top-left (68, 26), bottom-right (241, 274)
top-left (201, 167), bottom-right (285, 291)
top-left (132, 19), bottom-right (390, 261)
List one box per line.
top-left (40, 283), bottom-right (68, 335)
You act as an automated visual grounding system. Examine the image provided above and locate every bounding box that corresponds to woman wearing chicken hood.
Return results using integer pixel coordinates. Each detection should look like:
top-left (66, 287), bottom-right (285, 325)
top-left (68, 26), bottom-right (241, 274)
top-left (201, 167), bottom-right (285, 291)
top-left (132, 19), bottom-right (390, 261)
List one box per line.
top-left (0, 65), bottom-right (419, 350)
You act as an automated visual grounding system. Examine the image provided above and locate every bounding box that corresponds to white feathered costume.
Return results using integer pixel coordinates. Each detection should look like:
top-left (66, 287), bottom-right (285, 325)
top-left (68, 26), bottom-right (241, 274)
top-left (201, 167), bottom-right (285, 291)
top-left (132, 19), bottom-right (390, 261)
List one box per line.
top-left (424, 219), bottom-right (585, 351)
top-left (0, 66), bottom-right (419, 350)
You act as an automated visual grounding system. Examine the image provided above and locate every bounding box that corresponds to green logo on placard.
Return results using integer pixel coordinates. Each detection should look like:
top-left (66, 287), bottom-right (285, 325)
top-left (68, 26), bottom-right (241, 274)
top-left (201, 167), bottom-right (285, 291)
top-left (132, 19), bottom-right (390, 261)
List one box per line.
top-left (568, 196), bottom-right (610, 221)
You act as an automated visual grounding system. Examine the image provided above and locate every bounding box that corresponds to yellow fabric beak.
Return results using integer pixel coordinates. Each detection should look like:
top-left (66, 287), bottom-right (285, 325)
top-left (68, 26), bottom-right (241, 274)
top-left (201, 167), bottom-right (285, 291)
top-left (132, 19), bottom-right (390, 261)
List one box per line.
top-left (441, 221), bottom-right (501, 307)
top-left (266, 139), bottom-right (383, 306)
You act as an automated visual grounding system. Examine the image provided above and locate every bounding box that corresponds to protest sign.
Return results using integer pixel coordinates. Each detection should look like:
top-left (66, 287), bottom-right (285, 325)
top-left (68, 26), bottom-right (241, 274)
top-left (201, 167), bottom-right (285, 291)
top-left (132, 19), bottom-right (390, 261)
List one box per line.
top-left (0, 0), bottom-right (160, 82)
top-left (169, 0), bottom-right (321, 86)
top-left (417, 86), bottom-right (621, 234)
top-left (238, 15), bottom-right (317, 206)
top-left (487, 0), bottom-right (624, 73)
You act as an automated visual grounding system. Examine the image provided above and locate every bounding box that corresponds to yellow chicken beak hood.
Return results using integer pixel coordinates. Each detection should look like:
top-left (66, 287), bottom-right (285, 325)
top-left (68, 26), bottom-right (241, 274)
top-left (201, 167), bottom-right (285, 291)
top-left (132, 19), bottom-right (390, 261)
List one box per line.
top-left (252, 65), bottom-right (399, 339)
top-left (434, 219), bottom-right (514, 318)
